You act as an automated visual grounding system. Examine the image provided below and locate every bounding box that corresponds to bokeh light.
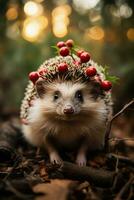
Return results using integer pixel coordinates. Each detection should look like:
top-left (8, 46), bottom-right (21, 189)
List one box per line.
top-left (119, 4), bottom-right (133, 18)
top-left (52, 4), bottom-right (72, 16)
top-left (52, 4), bottom-right (72, 38)
top-left (22, 0), bottom-right (47, 42)
top-left (34, 0), bottom-right (44, 2)
top-left (73, 0), bottom-right (100, 13)
top-left (110, 3), bottom-right (133, 18)
top-left (127, 28), bottom-right (134, 41)
top-left (53, 22), bottom-right (68, 38)
top-left (6, 6), bottom-right (18, 20)
top-left (85, 26), bottom-right (104, 41)
top-left (22, 16), bottom-right (48, 42)
top-left (24, 1), bottom-right (43, 16)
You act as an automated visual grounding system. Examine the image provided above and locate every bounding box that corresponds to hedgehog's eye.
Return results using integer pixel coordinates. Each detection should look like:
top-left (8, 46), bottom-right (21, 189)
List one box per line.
top-left (75, 90), bottom-right (83, 102)
top-left (54, 91), bottom-right (60, 101)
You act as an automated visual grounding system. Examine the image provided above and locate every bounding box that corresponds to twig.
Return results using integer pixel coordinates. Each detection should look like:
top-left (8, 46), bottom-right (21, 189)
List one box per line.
top-left (107, 153), bottom-right (134, 167)
top-left (46, 161), bottom-right (115, 188)
top-left (104, 99), bottom-right (134, 152)
top-left (109, 137), bottom-right (134, 142)
top-left (114, 176), bottom-right (134, 200)
top-left (70, 54), bottom-right (75, 61)
top-left (115, 153), bottom-right (119, 173)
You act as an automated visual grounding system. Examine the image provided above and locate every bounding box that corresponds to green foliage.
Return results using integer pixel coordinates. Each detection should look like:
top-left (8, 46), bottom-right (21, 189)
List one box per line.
top-left (101, 66), bottom-right (119, 84)
top-left (51, 46), bottom-right (59, 55)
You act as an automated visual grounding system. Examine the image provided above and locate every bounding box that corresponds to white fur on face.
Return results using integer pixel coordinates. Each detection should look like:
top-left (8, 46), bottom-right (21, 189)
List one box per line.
top-left (49, 81), bottom-right (86, 116)
top-left (35, 82), bottom-right (86, 117)
top-left (28, 81), bottom-right (107, 125)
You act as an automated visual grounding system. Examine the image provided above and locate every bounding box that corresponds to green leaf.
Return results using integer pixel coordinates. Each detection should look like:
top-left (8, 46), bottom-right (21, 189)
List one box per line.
top-left (51, 46), bottom-right (59, 50)
top-left (107, 76), bottom-right (119, 84)
top-left (102, 65), bottom-right (119, 84)
top-left (51, 46), bottom-right (59, 55)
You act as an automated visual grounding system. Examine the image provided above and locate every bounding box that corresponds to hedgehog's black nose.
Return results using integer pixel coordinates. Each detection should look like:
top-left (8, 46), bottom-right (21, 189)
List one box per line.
top-left (63, 105), bottom-right (74, 114)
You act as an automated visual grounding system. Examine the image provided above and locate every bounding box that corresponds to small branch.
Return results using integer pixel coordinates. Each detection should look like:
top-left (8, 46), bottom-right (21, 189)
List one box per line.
top-left (46, 161), bottom-right (115, 188)
top-left (107, 153), bottom-right (134, 167)
top-left (112, 99), bottom-right (134, 121)
top-left (115, 153), bottom-right (119, 173)
top-left (109, 137), bottom-right (134, 149)
top-left (70, 54), bottom-right (75, 61)
top-left (104, 99), bottom-right (134, 152)
top-left (109, 137), bottom-right (134, 142)
top-left (114, 176), bottom-right (134, 200)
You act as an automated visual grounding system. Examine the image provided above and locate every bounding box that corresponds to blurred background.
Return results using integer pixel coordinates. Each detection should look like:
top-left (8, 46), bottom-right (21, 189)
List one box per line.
top-left (0, 0), bottom-right (134, 120)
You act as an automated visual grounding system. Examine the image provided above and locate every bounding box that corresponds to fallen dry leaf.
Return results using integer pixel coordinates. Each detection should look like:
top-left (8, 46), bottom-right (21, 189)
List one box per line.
top-left (33, 179), bottom-right (76, 200)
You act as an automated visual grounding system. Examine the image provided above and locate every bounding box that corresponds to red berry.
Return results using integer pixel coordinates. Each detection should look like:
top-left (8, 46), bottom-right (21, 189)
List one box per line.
top-left (80, 52), bottom-right (90, 63)
top-left (59, 47), bottom-right (70, 57)
top-left (66, 39), bottom-right (74, 47)
top-left (85, 66), bottom-right (97, 77)
top-left (29, 71), bottom-right (39, 84)
top-left (38, 68), bottom-right (48, 76)
top-left (58, 63), bottom-right (68, 72)
top-left (57, 41), bottom-right (66, 48)
top-left (101, 80), bottom-right (112, 91)
top-left (77, 50), bottom-right (84, 57)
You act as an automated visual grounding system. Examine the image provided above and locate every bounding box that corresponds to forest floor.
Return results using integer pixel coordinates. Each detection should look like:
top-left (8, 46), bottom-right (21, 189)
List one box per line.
top-left (0, 105), bottom-right (134, 200)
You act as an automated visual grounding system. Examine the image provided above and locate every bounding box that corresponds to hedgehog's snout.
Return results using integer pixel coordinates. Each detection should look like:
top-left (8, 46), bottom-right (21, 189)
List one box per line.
top-left (63, 105), bottom-right (74, 115)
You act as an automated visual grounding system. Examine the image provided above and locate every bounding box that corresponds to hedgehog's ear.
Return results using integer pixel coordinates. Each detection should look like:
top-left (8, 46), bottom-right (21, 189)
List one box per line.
top-left (35, 78), bottom-right (46, 98)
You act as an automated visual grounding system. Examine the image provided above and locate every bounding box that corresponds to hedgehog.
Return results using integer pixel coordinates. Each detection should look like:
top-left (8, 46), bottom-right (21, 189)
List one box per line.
top-left (20, 43), bottom-right (113, 166)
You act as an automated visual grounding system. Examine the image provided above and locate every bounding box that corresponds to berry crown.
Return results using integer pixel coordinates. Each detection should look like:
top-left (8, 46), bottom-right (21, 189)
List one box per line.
top-left (29, 39), bottom-right (118, 92)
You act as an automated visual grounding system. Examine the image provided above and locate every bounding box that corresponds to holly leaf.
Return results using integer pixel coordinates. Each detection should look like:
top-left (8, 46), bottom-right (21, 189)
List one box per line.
top-left (106, 75), bottom-right (119, 84)
top-left (51, 45), bottom-right (59, 50)
top-left (51, 46), bottom-right (59, 55)
top-left (101, 65), bottom-right (119, 84)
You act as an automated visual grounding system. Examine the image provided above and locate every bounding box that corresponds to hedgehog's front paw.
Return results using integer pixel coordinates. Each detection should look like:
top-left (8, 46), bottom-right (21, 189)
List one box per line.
top-left (49, 152), bottom-right (62, 164)
top-left (76, 153), bottom-right (87, 166)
